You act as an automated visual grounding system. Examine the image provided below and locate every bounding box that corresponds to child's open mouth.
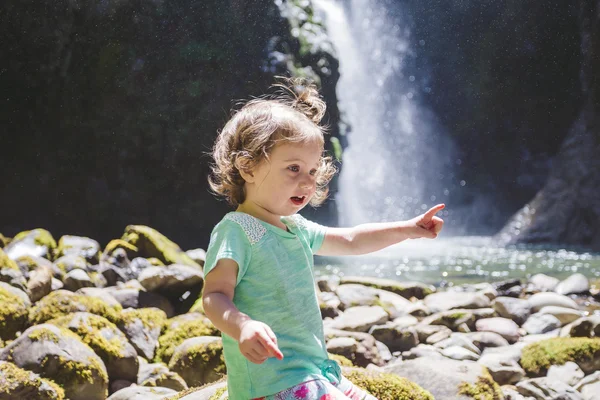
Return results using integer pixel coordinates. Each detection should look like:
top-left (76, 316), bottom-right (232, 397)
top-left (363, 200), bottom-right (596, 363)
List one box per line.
top-left (290, 196), bottom-right (306, 206)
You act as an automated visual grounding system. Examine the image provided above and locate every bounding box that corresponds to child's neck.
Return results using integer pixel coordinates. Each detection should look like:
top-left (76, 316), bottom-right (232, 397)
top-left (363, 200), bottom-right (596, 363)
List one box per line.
top-left (236, 202), bottom-right (288, 231)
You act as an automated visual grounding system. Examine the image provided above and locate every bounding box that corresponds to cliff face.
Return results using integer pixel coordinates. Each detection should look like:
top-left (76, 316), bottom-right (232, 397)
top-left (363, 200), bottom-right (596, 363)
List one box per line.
top-left (499, 0), bottom-right (600, 250)
top-left (0, 0), bottom-right (339, 248)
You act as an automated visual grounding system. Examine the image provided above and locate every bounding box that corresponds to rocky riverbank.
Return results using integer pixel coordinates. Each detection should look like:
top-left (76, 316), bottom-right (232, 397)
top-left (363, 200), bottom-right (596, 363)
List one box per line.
top-left (0, 227), bottom-right (599, 400)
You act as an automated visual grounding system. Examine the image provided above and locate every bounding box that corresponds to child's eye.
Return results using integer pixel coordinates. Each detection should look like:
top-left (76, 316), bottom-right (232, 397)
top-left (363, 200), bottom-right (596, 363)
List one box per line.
top-left (288, 165), bottom-right (300, 172)
top-left (309, 169), bottom-right (317, 176)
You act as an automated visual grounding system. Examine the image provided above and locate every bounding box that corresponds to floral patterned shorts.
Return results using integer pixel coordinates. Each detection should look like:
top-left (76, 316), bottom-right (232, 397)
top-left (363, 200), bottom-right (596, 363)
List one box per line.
top-left (252, 376), bottom-right (378, 400)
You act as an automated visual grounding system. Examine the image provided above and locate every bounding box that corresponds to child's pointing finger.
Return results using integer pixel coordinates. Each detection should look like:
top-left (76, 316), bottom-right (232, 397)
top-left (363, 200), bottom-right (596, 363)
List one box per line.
top-left (423, 203), bottom-right (445, 221)
top-left (259, 329), bottom-right (284, 360)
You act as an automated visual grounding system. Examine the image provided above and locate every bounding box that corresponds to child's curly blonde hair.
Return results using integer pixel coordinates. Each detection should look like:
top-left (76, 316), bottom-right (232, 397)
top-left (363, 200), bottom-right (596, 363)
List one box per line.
top-left (209, 78), bottom-right (337, 207)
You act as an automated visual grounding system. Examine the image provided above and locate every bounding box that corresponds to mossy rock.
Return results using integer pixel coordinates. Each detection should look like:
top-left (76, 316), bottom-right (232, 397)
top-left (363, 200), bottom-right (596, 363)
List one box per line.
top-left (56, 236), bottom-right (101, 263)
top-left (168, 336), bottom-right (225, 387)
top-left (340, 276), bottom-right (435, 299)
top-left (47, 312), bottom-right (139, 381)
top-left (147, 257), bottom-right (165, 266)
top-left (9, 229), bottom-right (57, 261)
top-left (102, 239), bottom-right (138, 260)
top-left (54, 255), bottom-right (88, 276)
top-left (520, 337), bottom-right (600, 376)
top-left (457, 368), bottom-right (503, 400)
top-left (155, 317), bottom-right (220, 364)
top-left (328, 353), bottom-right (354, 367)
top-left (189, 296), bottom-right (204, 314)
top-left (117, 308), bottom-right (167, 360)
top-left (0, 249), bottom-right (19, 271)
top-left (0, 360), bottom-right (65, 400)
top-left (343, 367), bottom-right (435, 400)
top-left (137, 361), bottom-right (188, 391)
top-left (163, 377), bottom-right (227, 400)
top-left (0, 283), bottom-right (29, 341)
top-left (29, 290), bottom-right (122, 326)
top-left (0, 234), bottom-right (10, 248)
top-left (121, 225), bottom-right (199, 268)
top-left (15, 255), bottom-right (54, 274)
top-left (0, 324), bottom-right (108, 400)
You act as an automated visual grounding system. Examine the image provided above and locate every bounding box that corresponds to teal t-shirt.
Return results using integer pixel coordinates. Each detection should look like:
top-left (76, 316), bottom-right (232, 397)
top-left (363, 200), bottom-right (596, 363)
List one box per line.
top-left (203, 211), bottom-right (339, 399)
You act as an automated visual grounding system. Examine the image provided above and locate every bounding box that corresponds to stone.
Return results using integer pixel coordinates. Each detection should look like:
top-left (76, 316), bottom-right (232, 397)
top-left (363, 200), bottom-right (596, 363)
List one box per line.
top-left (117, 308), bottom-right (166, 360)
top-left (168, 336), bottom-right (225, 387)
top-left (555, 273), bottom-right (590, 295)
top-left (368, 324), bottom-right (418, 352)
top-left (56, 235), bottom-right (101, 263)
top-left (324, 328), bottom-right (383, 367)
top-left (47, 312), bottom-right (139, 382)
top-left (478, 354), bottom-right (525, 385)
top-left (537, 305), bottom-right (587, 325)
top-left (107, 385), bottom-right (177, 400)
top-left (63, 268), bottom-right (94, 291)
top-left (0, 324), bottom-right (108, 400)
top-left (516, 378), bottom-right (583, 400)
top-left (27, 265), bottom-right (53, 302)
top-left (137, 362), bottom-right (187, 391)
top-left (138, 264), bottom-right (203, 293)
top-left (330, 306), bottom-right (389, 332)
top-left (0, 282), bottom-right (30, 341)
top-left (441, 346), bottom-right (480, 361)
top-left (522, 313), bottom-right (562, 335)
top-left (492, 296), bottom-right (531, 325)
top-left (108, 288), bottom-right (175, 317)
top-left (475, 317), bottom-right (521, 343)
top-left (3, 229), bottom-right (56, 261)
top-left (547, 361), bottom-right (584, 386)
top-left (529, 273), bottom-right (559, 292)
top-left (528, 292), bottom-right (579, 312)
top-left (339, 276), bottom-right (435, 299)
top-left (424, 291), bottom-right (491, 313)
top-left (0, 360), bottom-right (65, 400)
top-left (383, 357), bottom-right (501, 400)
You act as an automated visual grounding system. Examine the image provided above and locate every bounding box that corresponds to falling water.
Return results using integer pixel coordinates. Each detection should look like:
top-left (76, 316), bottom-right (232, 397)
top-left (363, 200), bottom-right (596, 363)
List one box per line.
top-left (313, 0), bottom-right (454, 227)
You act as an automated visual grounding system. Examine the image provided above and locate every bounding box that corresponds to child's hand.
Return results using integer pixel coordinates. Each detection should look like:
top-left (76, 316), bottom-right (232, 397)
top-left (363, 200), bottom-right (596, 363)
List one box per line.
top-left (408, 203), bottom-right (445, 239)
top-left (238, 320), bottom-right (284, 364)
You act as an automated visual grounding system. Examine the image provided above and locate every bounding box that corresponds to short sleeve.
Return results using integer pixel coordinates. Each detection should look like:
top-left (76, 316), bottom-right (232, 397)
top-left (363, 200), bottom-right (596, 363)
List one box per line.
top-left (203, 220), bottom-right (251, 286)
top-left (291, 214), bottom-right (328, 253)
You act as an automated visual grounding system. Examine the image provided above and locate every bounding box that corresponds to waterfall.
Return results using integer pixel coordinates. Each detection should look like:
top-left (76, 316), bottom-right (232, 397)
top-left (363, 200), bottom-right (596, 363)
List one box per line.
top-left (313, 0), bottom-right (454, 227)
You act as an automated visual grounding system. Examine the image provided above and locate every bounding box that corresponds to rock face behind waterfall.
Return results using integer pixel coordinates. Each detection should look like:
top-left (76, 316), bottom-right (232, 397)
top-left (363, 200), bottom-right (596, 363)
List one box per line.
top-left (499, 0), bottom-right (600, 251)
top-left (0, 0), bottom-right (340, 249)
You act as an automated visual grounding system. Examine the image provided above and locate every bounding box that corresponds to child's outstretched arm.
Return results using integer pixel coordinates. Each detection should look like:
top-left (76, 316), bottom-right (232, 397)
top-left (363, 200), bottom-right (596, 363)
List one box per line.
top-left (316, 204), bottom-right (445, 256)
top-left (202, 259), bottom-right (284, 364)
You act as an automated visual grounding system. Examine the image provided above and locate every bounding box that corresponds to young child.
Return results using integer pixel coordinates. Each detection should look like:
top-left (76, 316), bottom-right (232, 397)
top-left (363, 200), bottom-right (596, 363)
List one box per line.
top-left (202, 79), bottom-right (444, 400)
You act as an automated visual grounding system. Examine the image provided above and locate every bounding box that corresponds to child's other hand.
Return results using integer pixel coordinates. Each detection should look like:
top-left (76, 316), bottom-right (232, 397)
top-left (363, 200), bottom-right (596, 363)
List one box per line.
top-left (409, 203), bottom-right (445, 239)
top-left (238, 320), bottom-right (284, 364)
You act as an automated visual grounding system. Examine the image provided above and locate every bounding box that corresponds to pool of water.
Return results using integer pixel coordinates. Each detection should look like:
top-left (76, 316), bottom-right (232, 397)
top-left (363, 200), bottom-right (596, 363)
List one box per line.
top-left (314, 236), bottom-right (600, 287)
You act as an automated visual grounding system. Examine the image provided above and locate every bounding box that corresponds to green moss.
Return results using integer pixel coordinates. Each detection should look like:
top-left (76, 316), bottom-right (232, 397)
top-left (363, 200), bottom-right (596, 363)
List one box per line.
top-left (120, 308), bottom-right (167, 331)
top-left (0, 361), bottom-right (66, 399)
top-left (40, 354), bottom-right (108, 391)
top-left (448, 312), bottom-right (468, 320)
top-left (520, 337), bottom-right (600, 376)
top-left (169, 339), bottom-right (226, 385)
top-left (102, 239), bottom-right (138, 259)
top-left (155, 319), bottom-right (220, 363)
top-left (0, 285), bottom-right (28, 340)
top-left (163, 377), bottom-right (228, 400)
top-left (328, 353), bottom-right (353, 367)
top-left (29, 291), bottom-right (122, 325)
top-left (47, 313), bottom-right (127, 360)
top-left (209, 387), bottom-right (228, 400)
top-left (12, 229), bottom-right (57, 260)
top-left (0, 233), bottom-right (10, 248)
top-left (147, 257), bottom-right (165, 266)
top-left (0, 248), bottom-right (19, 271)
top-left (28, 328), bottom-right (61, 344)
top-left (54, 255), bottom-right (87, 274)
top-left (344, 368), bottom-right (434, 400)
top-left (458, 369), bottom-right (503, 400)
top-left (121, 225), bottom-right (200, 268)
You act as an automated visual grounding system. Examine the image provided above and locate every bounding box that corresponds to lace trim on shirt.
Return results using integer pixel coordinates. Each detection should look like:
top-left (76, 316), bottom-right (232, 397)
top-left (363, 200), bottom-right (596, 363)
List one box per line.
top-left (224, 213), bottom-right (267, 245)
top-left (283, 214), bottom-right (306, 231)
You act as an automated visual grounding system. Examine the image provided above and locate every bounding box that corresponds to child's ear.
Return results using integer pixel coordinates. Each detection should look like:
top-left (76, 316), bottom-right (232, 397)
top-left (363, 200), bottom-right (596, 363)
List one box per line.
top-left (235, 159), bottom-right (255, 183)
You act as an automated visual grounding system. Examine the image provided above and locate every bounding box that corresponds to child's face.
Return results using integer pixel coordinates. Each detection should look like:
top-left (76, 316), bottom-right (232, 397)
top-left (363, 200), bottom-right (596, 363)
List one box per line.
top-left (243, 140), bottom-right (322, 218)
